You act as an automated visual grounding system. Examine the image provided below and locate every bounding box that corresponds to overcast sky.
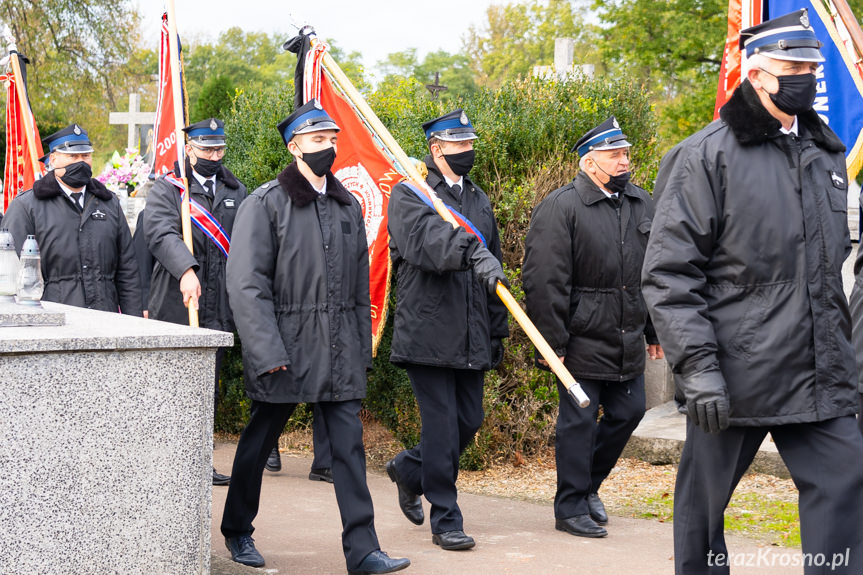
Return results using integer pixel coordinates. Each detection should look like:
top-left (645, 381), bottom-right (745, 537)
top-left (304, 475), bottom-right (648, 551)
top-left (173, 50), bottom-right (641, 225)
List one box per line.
top-left (137, 1), bottom-right (499, 75)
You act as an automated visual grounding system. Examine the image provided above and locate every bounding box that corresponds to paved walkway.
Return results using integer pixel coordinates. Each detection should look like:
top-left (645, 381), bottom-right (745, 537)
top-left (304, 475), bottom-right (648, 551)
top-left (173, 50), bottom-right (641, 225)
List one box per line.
top-left (211, 442), bottom-right (803, 575)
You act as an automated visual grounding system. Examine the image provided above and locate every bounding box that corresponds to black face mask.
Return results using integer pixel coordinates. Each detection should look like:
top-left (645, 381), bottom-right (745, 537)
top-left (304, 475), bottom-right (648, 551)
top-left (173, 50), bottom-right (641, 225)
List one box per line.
top-left (59, 161), bottom-right (92, 188)
top-left (762, 70), bottom-right (817, 115)
top-left (192, 156), bottom-right (222, 178)
top-left (605, 172), bottom-right (630, 195)
top-left (594, 162), bottom-right (630, 195)
top-left (443, 149), bottom-right (475, 176)
top-left (299, 146), bottom-right (336, 177)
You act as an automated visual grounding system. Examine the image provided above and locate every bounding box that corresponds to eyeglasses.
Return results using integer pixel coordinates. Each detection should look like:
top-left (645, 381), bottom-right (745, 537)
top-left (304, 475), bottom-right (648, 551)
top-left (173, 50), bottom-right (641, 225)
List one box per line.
top-left (191, 145), bottom-right (226, 158)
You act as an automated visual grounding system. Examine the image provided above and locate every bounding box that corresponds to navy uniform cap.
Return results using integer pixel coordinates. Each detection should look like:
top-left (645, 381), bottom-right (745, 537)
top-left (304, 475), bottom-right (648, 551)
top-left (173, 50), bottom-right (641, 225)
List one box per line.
top-left (740, 9), bottom-right (824, 62)
top-left (183, 118), bottom-right (226, 147)
top-left (277, 99), bottom-right (340, 146)
top-left (43, 124), bottom-right (94, 157)
top-left (572, 116), bottom-right (631, 156)
top-left (422, 109), bottom-right (477, 142)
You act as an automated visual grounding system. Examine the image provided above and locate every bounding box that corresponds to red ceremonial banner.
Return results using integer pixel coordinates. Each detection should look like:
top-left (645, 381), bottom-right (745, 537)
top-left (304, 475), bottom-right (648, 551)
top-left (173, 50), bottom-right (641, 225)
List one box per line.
top-left (2, 67), bottom-right (43, 211)
top-left (714, 0), bottom-right (764, 118)
top-left (316, 71), bottom-right (401, 351)
top-left (153, 13), bottom-right (183, 177)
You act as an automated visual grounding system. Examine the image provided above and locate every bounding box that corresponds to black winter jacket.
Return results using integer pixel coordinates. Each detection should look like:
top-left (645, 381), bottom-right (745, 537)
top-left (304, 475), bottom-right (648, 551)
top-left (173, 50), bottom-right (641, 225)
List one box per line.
top-left (387, 156), bottom-right (508, 370)
top-left (143, 162), bottom-right (246, 330)
top-left (226, 162), bottom-right (371, 404)
top-left (642, 81), bottom-right (856, 426)
top-left (3, 172), bottom-right (142, 316)
top-left (523, 171), bottom-right (658, 381)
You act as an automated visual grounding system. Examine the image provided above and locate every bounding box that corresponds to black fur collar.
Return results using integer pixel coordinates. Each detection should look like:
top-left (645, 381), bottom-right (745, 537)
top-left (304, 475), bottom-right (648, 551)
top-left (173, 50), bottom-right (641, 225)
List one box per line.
top-left (33, 171), bottom-right (113, 201)
top-left (276, 161), bottom-right (352, 208)
top-left (719, 80), bottom-right (845, 153)
top-left (173, 159), bottom-right (242, 189)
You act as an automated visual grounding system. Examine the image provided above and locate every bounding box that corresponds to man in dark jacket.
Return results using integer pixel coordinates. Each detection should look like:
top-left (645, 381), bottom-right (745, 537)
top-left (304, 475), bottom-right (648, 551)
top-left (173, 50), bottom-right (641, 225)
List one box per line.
top-left (641, 11), bottom-right (863, 574)
top-left (3, 124), bottom-right (141, 316)
top-left (221, 100), bottom-right (410, 575)
top-left (143, 118), bottom-right (247, 486)
top-left (385, 109), bottom-right (508, 551)
top-left (522, 117), bottom-right (662, 538)
top-left (849, 233), bottom-right (863, 434)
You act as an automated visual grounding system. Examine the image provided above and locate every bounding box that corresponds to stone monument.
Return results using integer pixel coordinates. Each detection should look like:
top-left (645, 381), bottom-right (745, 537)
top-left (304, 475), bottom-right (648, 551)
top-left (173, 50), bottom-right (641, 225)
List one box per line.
top-left (0, 301), bottom-right (233, 575)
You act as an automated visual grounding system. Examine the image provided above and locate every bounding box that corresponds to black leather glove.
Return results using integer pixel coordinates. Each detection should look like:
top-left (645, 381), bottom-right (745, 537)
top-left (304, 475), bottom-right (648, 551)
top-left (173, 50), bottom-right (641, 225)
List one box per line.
top-left (679, 368), bottom-right (730, 434)
top-left (469, 245), bottom-right (508, 295)
top-left (491, 338), bottom-right (504, 368)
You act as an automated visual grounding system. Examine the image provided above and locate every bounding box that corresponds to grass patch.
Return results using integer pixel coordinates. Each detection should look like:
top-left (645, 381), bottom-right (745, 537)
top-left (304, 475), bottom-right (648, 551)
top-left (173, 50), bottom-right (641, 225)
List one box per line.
top-left (724, 493), bottom-right (801, 547)
top-left (624, 489), bottom-right (800, 547)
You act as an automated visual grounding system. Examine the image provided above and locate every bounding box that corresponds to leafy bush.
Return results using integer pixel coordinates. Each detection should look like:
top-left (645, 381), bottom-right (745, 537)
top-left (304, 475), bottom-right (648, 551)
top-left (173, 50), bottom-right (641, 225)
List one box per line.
top-left (218, 72), bottom-right (659, 467)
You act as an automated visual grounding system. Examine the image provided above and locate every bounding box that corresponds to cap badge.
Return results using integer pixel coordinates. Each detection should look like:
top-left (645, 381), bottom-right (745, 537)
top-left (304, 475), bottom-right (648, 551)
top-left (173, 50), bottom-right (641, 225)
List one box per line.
top-left (209, 118), bottom-right (218, 130)
top-left (73, 125), bottom-right (81, 135)
top-left (459, 111), bottom-right (469, 125)
top-left (612, 118), bottom-right (620, 129)
top-left (800, 10), bottom-right (809, 28)
top-left (313, 100), bottom-right (323, 110)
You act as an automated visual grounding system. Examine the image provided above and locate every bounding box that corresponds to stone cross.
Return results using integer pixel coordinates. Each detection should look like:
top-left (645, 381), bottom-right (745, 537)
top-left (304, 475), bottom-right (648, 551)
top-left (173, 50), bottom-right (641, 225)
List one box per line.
top-left (425, 72), bottom-right (448, 99)
top-left (109, 93), bottom-right (154, 151)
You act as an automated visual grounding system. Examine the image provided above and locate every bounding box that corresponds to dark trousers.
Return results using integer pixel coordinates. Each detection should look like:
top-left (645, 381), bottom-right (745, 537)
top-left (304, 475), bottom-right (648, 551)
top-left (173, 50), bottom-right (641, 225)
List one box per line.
top-left (221, 399), bottom-right (379, 570)
top-left (312, 403), bottom-right (333, 470)
top-left (392, 365), bottom-right (484, 533)
top-left (674, 415), bottom-right (863, 575)
top-left (554, 375), bottom-right (645, 519)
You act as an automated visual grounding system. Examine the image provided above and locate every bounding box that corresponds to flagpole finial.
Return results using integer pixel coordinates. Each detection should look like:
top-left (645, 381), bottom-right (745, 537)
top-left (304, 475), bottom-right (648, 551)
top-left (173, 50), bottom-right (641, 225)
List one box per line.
top-left (282, 24), bottom-right (316, 53)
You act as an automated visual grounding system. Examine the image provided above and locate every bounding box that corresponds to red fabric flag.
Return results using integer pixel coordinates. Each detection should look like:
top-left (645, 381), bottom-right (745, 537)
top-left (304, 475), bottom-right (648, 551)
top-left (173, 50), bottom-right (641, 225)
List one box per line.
top-left (153, 12), bottom-right (184, 177)
top-left (306, 46), bottom-right (401, 351)
top-left (714, 0), bottom-right (764, 118)
top-left (2, 64), bottom-right (44, 211)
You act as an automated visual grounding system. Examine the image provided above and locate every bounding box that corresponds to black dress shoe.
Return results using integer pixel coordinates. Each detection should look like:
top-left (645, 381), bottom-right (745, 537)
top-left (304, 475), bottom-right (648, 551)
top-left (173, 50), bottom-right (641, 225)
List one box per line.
top-left (308, 467), bottom-right (333, 483)
top-left (385, 458), bottom-right (424, 525)
top-left (587, 492), bottom-right (608, 525)
top-left (225, 535), bottom-right (265, 567)
top-left (432, 530), bottom-right (476, 550)
top-left (555, 515), bottom-right (608, 538)
top-left (265, 447), bottom-right (282, 472)
top-left (348, 550), bottom-right (411, 574)
top-left (213, 468), bottom-right (231, 486)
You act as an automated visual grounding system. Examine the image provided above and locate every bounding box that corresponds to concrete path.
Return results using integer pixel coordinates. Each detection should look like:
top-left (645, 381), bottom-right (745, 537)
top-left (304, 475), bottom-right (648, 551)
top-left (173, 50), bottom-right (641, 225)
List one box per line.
top-left (211, 442), bottom-right (803, 575)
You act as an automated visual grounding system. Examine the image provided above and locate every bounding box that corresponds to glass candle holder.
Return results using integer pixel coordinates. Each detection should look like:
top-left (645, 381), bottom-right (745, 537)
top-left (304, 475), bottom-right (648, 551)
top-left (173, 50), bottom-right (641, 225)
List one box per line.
top-left (16, 235), bottom-right (43, 306)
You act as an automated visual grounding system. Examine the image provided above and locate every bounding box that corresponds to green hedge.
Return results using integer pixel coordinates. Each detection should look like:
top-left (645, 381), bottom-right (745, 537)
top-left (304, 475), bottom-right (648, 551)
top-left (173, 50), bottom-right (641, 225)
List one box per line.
top-left (218, 73), bottom-right (659, 467)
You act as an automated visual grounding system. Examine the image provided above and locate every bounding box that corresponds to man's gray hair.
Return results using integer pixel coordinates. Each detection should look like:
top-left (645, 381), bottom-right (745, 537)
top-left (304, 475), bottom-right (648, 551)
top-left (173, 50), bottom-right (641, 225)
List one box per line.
top-left (578, 152), bottom-right (593, 171)
top-left (742, 53), bottom-right (770, 77)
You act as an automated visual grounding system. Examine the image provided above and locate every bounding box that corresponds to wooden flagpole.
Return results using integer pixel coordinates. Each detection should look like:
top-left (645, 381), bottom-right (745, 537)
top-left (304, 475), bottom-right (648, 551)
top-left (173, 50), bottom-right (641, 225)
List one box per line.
top-left (831, 0), bottom-right (863, 64)
top-left (166, 0), bottom-right (198, 327)
top-left (316, 44), bottom-right (589, 408)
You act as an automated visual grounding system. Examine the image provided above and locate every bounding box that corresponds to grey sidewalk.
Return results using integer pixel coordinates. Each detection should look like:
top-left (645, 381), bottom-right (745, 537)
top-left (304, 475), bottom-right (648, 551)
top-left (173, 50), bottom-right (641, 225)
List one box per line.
top-left (211, 442), bottom-right (802, 575)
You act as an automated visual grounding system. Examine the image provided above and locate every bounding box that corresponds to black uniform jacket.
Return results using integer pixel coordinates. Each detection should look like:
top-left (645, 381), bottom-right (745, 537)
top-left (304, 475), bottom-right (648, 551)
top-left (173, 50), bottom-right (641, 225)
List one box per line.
top-left (226, 162), bottom-right (372, 404)
top-left (143, 162), bottom-right (246, 330)
top-left (387, 156), bottom-right (508, 370)
top-left (642, 81), bottom-right (856, 426)
top-left (3, 172), bottom-right (142, 316)
top-left (523, 171), bottom-right (658, 381)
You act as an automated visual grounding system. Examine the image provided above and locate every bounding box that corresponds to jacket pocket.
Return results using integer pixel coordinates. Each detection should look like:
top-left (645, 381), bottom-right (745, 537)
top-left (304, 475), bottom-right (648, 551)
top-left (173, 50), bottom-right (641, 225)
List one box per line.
top-left (637, 220), bottom-right (652, 234)
top-left (276, 311), bottom-right (298, 366)
top-left (826, 188), bottom-right (847, 213)
top-left (728, 292), bottom-right (768, 360)
top-left (569, 290), bottom-right (595, 334)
